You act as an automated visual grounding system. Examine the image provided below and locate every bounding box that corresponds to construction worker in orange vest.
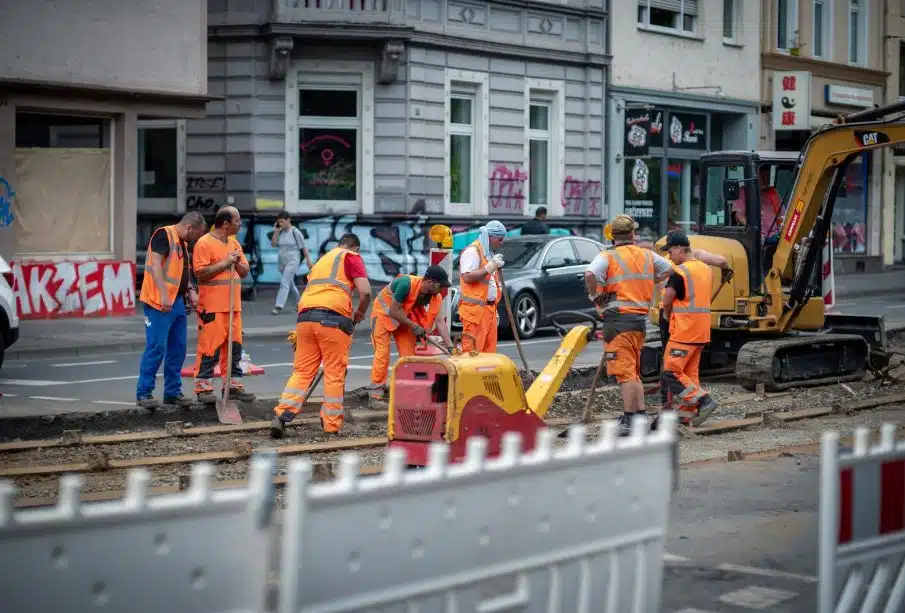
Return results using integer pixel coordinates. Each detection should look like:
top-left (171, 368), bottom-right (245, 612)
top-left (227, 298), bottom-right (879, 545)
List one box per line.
top-left (136, 211), bottom-right (207, 410)
top-left (654, 232), bottom-right (733, 423)
top-left (270, 233), bottom-right (372, 437)
top-left (191, 206), bottom-right (256, 405)
top-left (367, 266), bottom-right (456, 409)
top-left (458, 220), bottom-right (507, 353)
top-left (584, 215), bottom-right (673, 437)
top-left (658, 230), bottom-right (727, 427)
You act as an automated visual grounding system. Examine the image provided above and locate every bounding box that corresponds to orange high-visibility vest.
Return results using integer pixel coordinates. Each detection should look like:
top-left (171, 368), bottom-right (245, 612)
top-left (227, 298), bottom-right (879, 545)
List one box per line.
top-left (372, 274), bottom-right (442, 332)
top-left (298, 246), bottom-right (355, 318)
top-left (600, 244), bottom-right (655, 315)
top-left (669, 259), bottom-right (712, 344)
top-left (458, 240), bottom-right (500, 325)
top-left (193, 233), bottom-right (243, 313)
top-left (139, 225), bottom-right (185, 311)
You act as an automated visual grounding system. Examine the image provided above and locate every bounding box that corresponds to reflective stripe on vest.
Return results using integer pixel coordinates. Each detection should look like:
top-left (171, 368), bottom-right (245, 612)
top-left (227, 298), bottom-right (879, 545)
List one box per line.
top-left (601, 245), bottom-right (655, 313)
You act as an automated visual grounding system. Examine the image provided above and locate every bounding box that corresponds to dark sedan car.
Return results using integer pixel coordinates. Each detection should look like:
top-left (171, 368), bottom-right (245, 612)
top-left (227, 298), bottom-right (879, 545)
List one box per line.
top-left (448, 234), bottom-right (606, 339)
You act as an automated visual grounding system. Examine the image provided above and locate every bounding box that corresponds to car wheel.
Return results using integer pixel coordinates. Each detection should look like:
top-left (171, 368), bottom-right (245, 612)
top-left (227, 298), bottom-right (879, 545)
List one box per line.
top-left (512, 292), bottom-right (539, 339)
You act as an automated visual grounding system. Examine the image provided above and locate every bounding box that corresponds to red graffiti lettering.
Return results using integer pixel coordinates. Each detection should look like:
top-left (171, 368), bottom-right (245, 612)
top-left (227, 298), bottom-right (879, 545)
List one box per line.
top-left (488, 165), bottom-right (528, 213)
top-left (561, 177), bottom-right (602, 216)
top-left (11, 261), bottom-right (136, 319)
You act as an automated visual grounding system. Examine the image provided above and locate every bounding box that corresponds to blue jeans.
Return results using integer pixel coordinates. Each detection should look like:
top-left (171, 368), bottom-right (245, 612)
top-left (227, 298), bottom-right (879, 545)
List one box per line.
top-left (136, 297), bottom-right (187, 399)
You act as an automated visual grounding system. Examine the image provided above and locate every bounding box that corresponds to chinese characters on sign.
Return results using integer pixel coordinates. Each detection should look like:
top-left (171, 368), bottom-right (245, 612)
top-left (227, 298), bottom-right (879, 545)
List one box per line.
top-left (772, 71), bottom-right (811, 131)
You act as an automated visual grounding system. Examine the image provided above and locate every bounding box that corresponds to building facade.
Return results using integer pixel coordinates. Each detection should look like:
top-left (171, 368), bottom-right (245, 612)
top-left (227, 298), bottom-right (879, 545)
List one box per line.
top-left (606, 0), bottom-right (761, 242)
top-left (137, 0), bottom-right (609, 285)
top-left (761, 0), bottom-right (892, 273)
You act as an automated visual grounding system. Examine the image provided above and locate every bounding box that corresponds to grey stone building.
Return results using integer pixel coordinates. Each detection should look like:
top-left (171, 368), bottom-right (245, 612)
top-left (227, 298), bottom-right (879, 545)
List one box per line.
top-left (138, 0), bottom-right (609, 284)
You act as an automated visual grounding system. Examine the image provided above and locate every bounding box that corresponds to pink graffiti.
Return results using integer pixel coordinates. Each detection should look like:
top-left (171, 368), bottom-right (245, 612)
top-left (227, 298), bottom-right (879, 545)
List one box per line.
top-left (488, 165), bottom-right (527, 213)
top-left (561, 176), bottom-right (602, 216)
top-left (321, 149), bottom-right (334, 166)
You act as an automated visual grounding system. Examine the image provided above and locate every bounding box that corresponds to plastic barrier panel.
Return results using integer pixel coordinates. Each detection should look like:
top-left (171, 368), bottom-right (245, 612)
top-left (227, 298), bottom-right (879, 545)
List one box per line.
top-left (279, 413), bottom-right (678, 613)
top-left (819, 423), bottom-right (905, 613)
top-left (0, 455), bottom-right (278, 613)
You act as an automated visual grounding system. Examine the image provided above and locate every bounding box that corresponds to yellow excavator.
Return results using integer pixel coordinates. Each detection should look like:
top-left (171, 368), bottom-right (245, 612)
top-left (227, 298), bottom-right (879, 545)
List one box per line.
top-left (648, 100), bottom-right (904, 391)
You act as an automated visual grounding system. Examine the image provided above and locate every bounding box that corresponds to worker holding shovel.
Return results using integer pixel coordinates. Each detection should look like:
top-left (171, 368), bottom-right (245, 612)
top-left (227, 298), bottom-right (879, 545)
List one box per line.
top-left (367, 266), bottom-right (455, 410)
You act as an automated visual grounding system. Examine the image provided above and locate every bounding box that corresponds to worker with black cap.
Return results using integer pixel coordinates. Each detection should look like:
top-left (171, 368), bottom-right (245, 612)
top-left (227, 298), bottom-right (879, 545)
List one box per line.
top-left (367, 265), bottom-right (456, 408)
top-left (657, 230), bottom-right (732, 428)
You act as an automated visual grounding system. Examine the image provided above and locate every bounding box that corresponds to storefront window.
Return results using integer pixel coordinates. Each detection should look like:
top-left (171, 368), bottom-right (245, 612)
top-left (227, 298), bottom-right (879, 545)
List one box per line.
top-left (624, 157), bottom-right (661, 241)
top-left (666, 159), bottom-right (701, 234)
top-left (832, 153), bottom-right (869, 254)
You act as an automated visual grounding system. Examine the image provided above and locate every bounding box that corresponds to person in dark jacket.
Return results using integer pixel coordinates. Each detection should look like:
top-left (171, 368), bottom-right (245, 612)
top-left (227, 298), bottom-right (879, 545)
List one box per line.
top-left (521, 207), bottom-right (550, 235)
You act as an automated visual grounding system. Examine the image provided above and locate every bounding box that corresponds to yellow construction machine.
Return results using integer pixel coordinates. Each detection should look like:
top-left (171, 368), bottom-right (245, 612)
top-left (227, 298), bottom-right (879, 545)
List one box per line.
top-left (387, 312), bottom-right (598, 465)
top-left (648, 100), bottom-right (905, 391)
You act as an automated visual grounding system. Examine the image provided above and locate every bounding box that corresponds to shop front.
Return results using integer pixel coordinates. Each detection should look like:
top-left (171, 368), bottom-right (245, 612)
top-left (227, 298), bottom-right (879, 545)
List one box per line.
top-left (608, 90), bottom-right (759, 242)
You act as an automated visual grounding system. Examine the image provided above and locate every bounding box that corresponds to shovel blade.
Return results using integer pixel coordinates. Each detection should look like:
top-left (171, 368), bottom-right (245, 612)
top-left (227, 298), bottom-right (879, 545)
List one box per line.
top-left (216, 399), bottom-right (243, 425)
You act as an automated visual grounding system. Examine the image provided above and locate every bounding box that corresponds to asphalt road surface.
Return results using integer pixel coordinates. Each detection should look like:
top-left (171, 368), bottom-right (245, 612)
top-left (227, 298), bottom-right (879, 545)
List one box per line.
top-left (0, 331), bottom-right (615, 417)
top-left (661, 453), bottom-right (820, 612)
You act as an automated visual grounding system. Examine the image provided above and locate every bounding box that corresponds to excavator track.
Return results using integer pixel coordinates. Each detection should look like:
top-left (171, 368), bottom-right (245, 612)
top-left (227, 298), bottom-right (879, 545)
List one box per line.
top-left (735, 333), bottom-right (870, 392)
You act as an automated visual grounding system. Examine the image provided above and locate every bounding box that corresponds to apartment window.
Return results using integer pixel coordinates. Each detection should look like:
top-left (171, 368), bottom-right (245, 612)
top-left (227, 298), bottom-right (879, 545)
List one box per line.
top-left (722, 0), bottom-right (736, 41)
top-left (776, 0), bottom-right (798, 50)
top-left (297, 89), bottom-right (359, 202)
top-left (813, 0), bottom-right (831, 59)
top-left (849, 0), bottom-right (867, 65)
top-left (448, 95), bottom-right (474, 206)
top-left (528, 103), bottom-right (551, 207)
top-left (637, 0), bottom-right (698, 35)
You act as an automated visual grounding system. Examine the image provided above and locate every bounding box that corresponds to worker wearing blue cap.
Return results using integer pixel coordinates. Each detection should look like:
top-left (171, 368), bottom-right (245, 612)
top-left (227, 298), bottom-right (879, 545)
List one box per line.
top-left (458, 220), bottom-right (507, 353)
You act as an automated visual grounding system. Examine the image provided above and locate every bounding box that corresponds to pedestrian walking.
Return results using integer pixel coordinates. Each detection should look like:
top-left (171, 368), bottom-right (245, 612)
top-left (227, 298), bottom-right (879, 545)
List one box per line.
top-left (136, 211), bottom-right (207, 410)
top-left (270, 210), bottom-right (314, 315)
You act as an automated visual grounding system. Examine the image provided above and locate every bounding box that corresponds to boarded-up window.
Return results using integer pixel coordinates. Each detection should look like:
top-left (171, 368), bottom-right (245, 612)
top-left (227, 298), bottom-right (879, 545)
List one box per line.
top-left (13, 148), bottom-right (111, 254)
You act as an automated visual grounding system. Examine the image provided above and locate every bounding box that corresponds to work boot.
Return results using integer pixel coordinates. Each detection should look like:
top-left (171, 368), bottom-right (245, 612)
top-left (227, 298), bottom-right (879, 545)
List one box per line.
top-left (691, 395), bottom-right (718, 427)
top-left (163, 394), bottom-right (193, 409)
top-left (136, 396), bottom-right (159, 411)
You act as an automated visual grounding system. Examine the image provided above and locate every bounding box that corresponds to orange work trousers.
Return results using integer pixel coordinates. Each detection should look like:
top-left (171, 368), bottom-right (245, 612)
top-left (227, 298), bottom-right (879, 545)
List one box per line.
top-left (460, 305), bottom-right (498, 353)
top-left (193, 311), bottom-right (244, 392)
top-left (660, 340), bottom-right (706, 417)
top-left (604, 330), bottom-right (645, 383)
top-left (274, 321), bottom-right (352, 433)
top-left (369, 317), bottom-right (418, 394)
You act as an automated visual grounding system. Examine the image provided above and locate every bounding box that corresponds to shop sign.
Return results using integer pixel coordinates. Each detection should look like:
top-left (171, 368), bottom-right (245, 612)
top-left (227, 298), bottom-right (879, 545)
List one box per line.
top-left (825, 84), bottom-right (874, 108)
top-left (624, 108), bottom-right (651, 157)
top-left (667, 112), bottom-right (706, 150)
top-left (773, 71), bottom-right (811, 131)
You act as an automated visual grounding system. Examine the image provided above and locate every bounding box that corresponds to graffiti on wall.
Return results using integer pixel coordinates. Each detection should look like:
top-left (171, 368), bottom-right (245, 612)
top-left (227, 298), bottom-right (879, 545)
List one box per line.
top-left (0, 176), bottom-right (16, 228)
top-left (489, 165), bottom-right (527, 213)
top-left (561, 177), bottom-right (602, 217)
top-left (186, 174), bottom-right (225, 211)
top-left (12, 261), bottom-right (136, 319)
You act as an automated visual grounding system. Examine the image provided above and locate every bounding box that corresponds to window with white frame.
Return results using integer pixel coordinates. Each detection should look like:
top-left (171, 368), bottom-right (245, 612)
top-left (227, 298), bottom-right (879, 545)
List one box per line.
top-left (776, 0), bottom-right (799, 51)
top-left (298, 88), bottom-right (360, 202)
top-left (528, 102), bottom-right (551, 207)
top-left (813, 0), bottom-right (831, 59)
top-left (849, 0), bottom-right (867, 65)
top-left (138, 120), bottom-right (184, 213)
top-left (448, 94), bottom-right (475, 207)
top-left (722, 0), bottom-right (737, 41)
top-left (637, 0), bottom-right (698, 35)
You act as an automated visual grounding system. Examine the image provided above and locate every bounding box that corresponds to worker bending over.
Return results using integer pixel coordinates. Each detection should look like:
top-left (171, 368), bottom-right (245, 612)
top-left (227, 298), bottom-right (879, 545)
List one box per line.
top-left (192, 206), bottom-right (255, 404)
top-left (368, 266), bottom-right (455, 409)
top-left (271, 233), bottom-right (371, 437)
top-left (458, 220), bottom-right (507, 353)
top-left (659, 230), bottom-right (725, 427)
top-left (585, 215), bottom-right (673, 437)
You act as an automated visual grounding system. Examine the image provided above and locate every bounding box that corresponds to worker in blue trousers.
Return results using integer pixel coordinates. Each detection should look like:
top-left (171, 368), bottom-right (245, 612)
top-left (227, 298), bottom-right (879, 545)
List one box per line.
top-left (136, 211), bottom-right (208, 410)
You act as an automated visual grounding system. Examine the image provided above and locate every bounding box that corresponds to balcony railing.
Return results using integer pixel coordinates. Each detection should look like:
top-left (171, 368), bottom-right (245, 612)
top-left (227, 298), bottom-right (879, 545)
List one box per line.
top-left (276, 0), bottom-right (396, 24)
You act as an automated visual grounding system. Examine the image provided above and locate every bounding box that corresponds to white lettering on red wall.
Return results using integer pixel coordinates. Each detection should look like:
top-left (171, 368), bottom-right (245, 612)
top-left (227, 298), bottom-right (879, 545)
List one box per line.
top-left (11, 261), bottom-right (136, 319)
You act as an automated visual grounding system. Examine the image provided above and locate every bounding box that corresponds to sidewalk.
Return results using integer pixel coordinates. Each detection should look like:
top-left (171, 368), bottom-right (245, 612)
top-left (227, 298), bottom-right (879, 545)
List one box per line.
top-left (8, 288), bottom-right (377, 360)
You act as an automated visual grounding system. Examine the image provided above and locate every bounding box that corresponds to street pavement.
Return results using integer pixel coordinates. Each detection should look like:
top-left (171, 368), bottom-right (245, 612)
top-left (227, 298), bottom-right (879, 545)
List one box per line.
top-left (661, 453), bottom-right (820, 612)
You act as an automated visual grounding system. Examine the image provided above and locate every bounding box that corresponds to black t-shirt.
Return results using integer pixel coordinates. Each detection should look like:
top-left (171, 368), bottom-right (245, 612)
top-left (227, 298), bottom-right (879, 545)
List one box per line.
top-left (149, 230), bottom-right (189, 297)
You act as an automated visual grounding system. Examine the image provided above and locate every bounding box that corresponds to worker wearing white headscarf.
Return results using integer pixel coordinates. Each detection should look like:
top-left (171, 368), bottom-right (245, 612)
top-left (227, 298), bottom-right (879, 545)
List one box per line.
top-left (458, 220), bottom-right (507, 353)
